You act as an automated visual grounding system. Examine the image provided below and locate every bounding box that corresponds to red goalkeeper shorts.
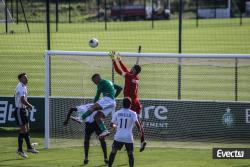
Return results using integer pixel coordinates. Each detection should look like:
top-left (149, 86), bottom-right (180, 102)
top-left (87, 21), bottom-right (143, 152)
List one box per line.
top-left (131, 98), bottom-right (142, 114)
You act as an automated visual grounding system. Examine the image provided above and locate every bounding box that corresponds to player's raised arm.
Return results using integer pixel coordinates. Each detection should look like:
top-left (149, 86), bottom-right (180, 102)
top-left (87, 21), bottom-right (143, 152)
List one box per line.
top-left (118, 59), bottom-right (130, 73)
top-left (113, 60), bottom-right (124, 76)
top-left (114, 84), bottom-right (122, 98)
top-left (109, 51), bottom-right (124, 76)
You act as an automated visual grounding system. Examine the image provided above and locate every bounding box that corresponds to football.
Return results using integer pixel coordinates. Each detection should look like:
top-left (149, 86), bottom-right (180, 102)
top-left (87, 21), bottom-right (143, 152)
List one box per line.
top-left (89, 38), bottom-right (99, 48)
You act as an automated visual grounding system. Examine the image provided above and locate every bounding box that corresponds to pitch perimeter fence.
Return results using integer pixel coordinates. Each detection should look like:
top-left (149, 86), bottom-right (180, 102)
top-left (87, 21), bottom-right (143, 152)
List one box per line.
top-left (0, 0), bottom-right (250, 101)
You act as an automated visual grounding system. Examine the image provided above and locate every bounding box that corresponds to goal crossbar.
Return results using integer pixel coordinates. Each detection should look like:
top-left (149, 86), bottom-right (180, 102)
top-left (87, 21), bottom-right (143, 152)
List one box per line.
top-left (45, 50), bottom-right (250, 59)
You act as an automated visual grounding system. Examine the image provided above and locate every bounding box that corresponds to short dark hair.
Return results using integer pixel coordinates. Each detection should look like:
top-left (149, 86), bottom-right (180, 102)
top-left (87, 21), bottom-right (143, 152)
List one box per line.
top-left (123, 97), bottom-right (132, 109)
top-left (18, 73), bottom-right (26, 80)
top-left (133, 65), bottom-right (141, 74)
top-left (91, 73), bottom-right (100, 80)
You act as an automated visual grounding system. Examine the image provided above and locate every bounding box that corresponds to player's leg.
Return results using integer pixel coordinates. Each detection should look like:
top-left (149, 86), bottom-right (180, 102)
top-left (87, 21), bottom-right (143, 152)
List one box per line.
top-left (14, 108), bottom-right (29, 158)
top-left (63, 107), bottom-right (77, 125)
top-left (138, 117), bottom-right (147, 152)
top-left (108, 141), bottom-right (124, 167)
top-left (66, 103), bottom-right (96, 125)
top-left (108, 149), bottom-right (117, 167)
top-left (23, 123), bottom-right (32, 150)
top-left (17, 125), bottom-right (28, 158)
top-left (95, 122), bottom-right (108, 164)
top-left (128, 152), bottom-right (134, 167)
top-left (81, 103), bottom-right (102, 120)
top-left (24, 122), bottom-right (39, 154)
top-left (94, 111), bottom-right (110, 137)
top-left (83, 122), bottom-right (94, 164)
top-left (97, 97), bottom-right (116, 137)
top-left (99, 138), bottom-right (109, 164)
top-left (131, 99), bottom-right (147, 152)
top-left (125, 143), bottom-right (134, 167)
top-left (14, 109), bottom-right (24, 152)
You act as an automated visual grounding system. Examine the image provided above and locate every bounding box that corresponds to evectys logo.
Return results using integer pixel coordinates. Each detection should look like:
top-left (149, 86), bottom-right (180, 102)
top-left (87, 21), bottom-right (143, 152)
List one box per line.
top-left (213, 148), bottom-right (250, 159)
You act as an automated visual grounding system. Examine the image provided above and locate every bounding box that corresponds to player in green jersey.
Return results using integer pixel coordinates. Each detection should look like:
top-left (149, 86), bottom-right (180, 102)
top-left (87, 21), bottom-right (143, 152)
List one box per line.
top-left (81, 73), bottom-right (122, 138)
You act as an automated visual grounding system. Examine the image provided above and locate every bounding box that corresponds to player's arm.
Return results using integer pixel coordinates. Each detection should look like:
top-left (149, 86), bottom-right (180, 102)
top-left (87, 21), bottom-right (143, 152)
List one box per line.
top-left (110, 112), bottom-right (118, 128)
top-left (94, 85), bottom-right (102, 103)
top-left (133, 113), bottom-right (143, 138)
top-left (118, 60), bottom-right (130, 73)
top-left (21, 96), bottom-right (32, 111)
top-left (109, 51), bottom-right (126, 76)
top-left (110, 122), bottom-right (117, 128)
top-left (113, 60), bottom-right (124, 76)
top-left (114, 84), bottom-right (122, 98)
top-left (135, 120), bottom-right (143, 138)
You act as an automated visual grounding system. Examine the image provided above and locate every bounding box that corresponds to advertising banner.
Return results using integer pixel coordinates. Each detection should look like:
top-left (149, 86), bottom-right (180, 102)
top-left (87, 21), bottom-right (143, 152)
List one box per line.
top-left (1, 96), bottom-right (250, 141)
top-left (0, 96), bottom-right (44, 130)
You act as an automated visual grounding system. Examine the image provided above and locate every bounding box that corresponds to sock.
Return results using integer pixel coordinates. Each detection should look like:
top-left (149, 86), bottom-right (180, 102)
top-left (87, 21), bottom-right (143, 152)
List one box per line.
top-left (84, 140), bottom-right (89, 159)
top-left (100, 139), bottom-right (107, 159)
top-left (128, 153), bottom-right (134, 167)
top-left (81, 110), bottom-right (92, 120)
top-left (98, 121), bottom-right (107, 132)
top-left (108, 152), bottom-right (116, 167)
top-left (24, 132), bottom-right (32, 149)
top-left (18, 133), bottom-right (24, 152)
top-left (140, 124), bottom-right (145, 143)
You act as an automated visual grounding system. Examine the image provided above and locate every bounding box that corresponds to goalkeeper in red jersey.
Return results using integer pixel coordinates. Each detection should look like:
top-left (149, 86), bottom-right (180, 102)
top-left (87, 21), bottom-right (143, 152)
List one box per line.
top-left (109, 51), bottom-right (146, 152)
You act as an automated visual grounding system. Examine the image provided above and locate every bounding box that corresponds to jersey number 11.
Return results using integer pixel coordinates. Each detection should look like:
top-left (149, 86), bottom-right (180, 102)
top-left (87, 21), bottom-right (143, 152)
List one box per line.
top-left (120, 118), bottom-right (127, 129)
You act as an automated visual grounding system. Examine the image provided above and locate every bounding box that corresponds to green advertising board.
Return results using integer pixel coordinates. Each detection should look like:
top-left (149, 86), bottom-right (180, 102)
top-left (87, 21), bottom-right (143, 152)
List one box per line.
top-left (138, 100), bottom-right (250, 141)
top-left (48, 97), bottom-right (250, 142)
top-left (0, 96), bottom-right (44, 130)
top-left (1, 96), bottom-right (250, 142)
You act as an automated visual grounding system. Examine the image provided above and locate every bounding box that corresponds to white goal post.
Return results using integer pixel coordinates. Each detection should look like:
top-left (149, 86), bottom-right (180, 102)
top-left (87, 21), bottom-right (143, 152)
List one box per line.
top-left (44, 50), bottom-right (250, 149)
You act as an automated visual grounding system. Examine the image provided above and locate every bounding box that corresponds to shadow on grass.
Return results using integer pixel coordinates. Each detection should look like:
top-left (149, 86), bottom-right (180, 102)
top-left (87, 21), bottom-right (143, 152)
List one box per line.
top-left (0, 127), bottom-right (43, 138)
top-left (77, 163), bottom-right (127, 167)
top-left (0, 158), bottom-right (25, 163)
top-left (93, 164), bottom-right (127, 167)
top-left (92, 165), bottom-right (107, 167)
top-left (114, 164), bottom-right (127, 167)
top-left (0, 158), bottom-right (27, 167)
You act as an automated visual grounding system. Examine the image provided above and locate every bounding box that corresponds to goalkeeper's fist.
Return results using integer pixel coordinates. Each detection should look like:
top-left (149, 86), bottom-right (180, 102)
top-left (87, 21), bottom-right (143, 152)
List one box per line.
top-left (108, 51), bottom-right (116, 60)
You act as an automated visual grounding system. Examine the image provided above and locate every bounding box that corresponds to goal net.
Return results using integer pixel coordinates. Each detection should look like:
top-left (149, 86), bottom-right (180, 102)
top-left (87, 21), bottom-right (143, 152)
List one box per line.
top-left (0, 0), bottom-right (14, 23)
top-left (44, 50), bottom-right (250, 149)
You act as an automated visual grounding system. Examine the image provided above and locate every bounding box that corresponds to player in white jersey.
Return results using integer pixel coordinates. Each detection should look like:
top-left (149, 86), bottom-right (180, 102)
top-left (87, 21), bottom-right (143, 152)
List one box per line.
top-left (13, 73), bottom-right (39, 159)
top-left (108, 97), bottom-right (143, 167)
top-left (63, 103), bottom-right (109, 165)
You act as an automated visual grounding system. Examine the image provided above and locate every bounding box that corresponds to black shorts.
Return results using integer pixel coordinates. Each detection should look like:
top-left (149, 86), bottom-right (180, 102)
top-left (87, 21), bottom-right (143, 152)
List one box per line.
top-left (13, 108), bottom-right (29, 126)
top-left (112, 140), bottom-right (134, 153)
top-left (85, 121), bottom-right (102, 138)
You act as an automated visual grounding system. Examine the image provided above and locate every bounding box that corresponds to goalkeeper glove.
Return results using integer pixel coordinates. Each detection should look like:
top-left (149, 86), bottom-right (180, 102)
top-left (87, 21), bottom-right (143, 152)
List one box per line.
top-left (116, 53), bottom-right (121, 61)
top-left (108, 51), bottom-right (116, 60)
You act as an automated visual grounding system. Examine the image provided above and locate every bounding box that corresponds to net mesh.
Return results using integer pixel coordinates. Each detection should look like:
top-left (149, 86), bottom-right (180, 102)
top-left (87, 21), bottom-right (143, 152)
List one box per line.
top-left (47, 53), bottom-right (250, 148)
top-left (0, 0), bottom-right (13, 23)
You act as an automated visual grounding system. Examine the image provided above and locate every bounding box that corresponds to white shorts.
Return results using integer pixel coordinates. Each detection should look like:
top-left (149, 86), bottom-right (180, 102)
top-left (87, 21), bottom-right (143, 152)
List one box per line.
top-left (76, 103), bottom-right (96, 123)
top-left (97, 97), bottom-right (116, 117)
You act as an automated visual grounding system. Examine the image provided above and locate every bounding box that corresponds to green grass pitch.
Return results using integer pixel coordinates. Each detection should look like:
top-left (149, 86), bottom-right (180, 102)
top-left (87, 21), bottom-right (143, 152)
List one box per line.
top-left (1, 130), bottom-right (250, 167)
